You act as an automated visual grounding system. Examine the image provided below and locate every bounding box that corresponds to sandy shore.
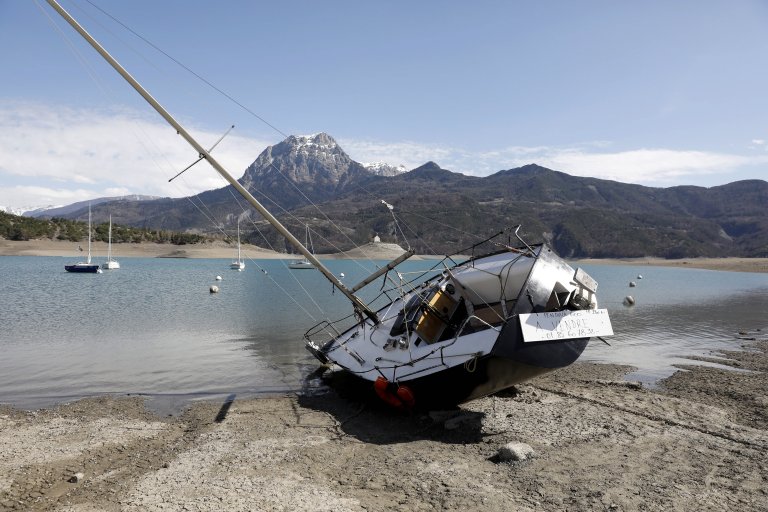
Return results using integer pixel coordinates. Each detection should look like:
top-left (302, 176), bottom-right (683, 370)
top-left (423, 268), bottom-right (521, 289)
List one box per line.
top-left (2, 331), bottom-right (766, 511)
top-left (575, 256), bottom-right (768, 274)
top-left (0, 239), bottom-right (411, 261)
top-left (3, 239), bottom-right (766, 272)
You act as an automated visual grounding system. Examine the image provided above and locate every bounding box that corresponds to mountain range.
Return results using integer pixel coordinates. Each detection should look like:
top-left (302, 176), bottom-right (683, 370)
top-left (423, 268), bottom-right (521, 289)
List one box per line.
top-left (27, 133), bottom-right (768, 258)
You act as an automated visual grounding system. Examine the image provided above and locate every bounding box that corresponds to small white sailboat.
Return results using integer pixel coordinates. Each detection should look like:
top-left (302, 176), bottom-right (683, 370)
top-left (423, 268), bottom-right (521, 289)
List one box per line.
top-left (230, 219), bottom-right (245, 270)
top-left (102, 215), bottom-right (120, 270)
top-left (288, 225), bottom-right (315, 270)
top-left (65, 204), bottom-right (101, 273)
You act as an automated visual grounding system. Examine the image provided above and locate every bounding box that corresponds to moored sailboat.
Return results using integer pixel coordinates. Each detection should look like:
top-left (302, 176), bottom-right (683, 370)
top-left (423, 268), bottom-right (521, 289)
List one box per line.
top-left (288, 225), bottom-right (315, 270)
top-left (230, 219), bottom-right (245, 270)
top-left (47, 0), bottom-right (613, 408)
top-left (102, 215), bottom-right (120, 270)
top-left (65, 204), bottom-right (100, 274)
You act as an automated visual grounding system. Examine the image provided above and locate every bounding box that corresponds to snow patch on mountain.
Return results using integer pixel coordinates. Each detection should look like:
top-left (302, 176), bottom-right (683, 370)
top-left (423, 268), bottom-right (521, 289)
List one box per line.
top-left (364, 162), bottom-right (407, 176)
top-left (1, 204), bottom-right (61, 216)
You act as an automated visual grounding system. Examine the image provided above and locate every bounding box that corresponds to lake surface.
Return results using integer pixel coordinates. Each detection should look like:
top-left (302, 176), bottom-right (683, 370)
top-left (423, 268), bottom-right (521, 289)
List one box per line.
top-left (1, 256), bottom-right (766, 412)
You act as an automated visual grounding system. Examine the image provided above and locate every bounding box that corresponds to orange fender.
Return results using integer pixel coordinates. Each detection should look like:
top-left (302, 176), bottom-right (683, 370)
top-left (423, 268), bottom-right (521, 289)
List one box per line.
top-left (374, 376), bottom-right (403, 409)
top-left (396, 385), bottom-right (416, 409)
top-left (374, 377), bottom-right (416, 411)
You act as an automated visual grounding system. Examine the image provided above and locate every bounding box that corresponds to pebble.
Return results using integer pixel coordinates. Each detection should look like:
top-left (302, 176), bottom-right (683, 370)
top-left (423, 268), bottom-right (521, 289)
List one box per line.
top-left (497, 442), bottom-right (535, 462)
top-left (69, 472), bottom-right (85, 483)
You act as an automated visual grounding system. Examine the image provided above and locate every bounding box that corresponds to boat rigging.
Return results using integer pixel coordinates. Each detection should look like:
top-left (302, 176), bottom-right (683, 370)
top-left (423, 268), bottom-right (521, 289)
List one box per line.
top-left (46, 0), bottom-right (613, 409)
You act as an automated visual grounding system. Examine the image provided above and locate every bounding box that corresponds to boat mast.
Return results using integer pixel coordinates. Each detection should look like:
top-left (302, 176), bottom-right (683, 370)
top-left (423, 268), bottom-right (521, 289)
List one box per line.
top-left (46, 0), bottom-right (378, 323)
top-left (237, 219), bottom-right (241, 262)
top-left (87, 204), bottom-right (92, 264)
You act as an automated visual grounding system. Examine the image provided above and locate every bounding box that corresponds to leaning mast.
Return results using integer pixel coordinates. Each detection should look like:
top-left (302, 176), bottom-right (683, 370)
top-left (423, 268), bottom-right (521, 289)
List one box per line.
top-left (45, 0), bottom-right (378, 322)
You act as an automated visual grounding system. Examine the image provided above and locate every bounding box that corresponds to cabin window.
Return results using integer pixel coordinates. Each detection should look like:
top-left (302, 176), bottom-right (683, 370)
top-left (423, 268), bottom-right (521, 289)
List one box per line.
top-left (468, 299), bottom-right (516, 329)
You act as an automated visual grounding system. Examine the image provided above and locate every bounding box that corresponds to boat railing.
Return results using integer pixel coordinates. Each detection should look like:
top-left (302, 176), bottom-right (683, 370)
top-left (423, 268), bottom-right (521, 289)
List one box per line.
top-left (303, 316), bottom-right (354, 352)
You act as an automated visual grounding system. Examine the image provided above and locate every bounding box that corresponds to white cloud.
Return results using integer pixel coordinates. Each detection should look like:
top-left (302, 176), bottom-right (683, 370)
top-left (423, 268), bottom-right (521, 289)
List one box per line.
top-left (0, 101), bottom-right (269, 208)
top-left (2, 101), bottom-right (766, 209)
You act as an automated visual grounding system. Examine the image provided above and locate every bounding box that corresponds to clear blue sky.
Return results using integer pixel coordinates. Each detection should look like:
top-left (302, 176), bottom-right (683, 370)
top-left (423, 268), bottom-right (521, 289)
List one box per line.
top-left (1, 0), bottom-right (767, 210)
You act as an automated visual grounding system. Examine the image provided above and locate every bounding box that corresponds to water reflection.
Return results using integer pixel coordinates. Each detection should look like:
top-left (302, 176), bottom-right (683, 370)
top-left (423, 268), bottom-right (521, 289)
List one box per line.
top-left (578, 264), bottom-right (768, 383)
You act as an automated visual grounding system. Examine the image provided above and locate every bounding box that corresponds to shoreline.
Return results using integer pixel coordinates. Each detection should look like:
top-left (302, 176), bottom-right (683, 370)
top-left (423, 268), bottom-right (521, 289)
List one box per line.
top-left (574, 256), bottom-right (768, 274)
top-left (2, 239), bottom-right (767, 272)
top-left (1, 336), bottom-right (766, 510)
top-left (0, 239), bottom-right (414, 261)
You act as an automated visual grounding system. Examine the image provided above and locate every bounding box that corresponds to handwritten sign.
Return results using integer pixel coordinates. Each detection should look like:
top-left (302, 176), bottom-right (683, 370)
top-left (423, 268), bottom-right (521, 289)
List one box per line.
top-left (519, 309), bottom-right (613, 342)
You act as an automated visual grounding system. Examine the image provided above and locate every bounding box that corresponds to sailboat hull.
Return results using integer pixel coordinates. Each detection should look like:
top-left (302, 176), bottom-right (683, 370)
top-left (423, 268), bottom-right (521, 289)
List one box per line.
top-left (306, 243), bottom-right (605, 409)
top-left (65, 263), bottom-right (101, 273)
top-left (322, 351), bottom-right (583, 409)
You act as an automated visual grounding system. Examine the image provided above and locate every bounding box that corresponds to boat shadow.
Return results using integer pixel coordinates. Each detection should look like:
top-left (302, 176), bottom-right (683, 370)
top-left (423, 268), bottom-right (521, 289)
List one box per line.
top-left (296, 370), bottom-right (487, 446)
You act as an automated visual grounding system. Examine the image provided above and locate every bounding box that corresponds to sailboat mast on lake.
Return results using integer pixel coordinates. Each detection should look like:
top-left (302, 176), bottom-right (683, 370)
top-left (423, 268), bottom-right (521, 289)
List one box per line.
top-left (230, 219), bottom-right (245, 271)
top-left (47, 0), bottom-right (613, 409)
top-left (288, 225), bottom-right (316, 270)
top-left (102, 215), bottom-right (120, 270)
top-left (64, 204), bottom-right (100, 274)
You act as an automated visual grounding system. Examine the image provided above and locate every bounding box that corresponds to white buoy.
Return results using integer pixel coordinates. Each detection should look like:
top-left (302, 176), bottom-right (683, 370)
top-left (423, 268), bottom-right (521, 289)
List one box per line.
top-left (623, 295), bottom-right (635, 306)
top-left (215, 275), bottom-right (222, 281)
top-left (629, 281), bottom-right (636, 287)
top-left (339, 272), bottom-right (345, 278)
top-left (209, 285), bottom-right (219, 294)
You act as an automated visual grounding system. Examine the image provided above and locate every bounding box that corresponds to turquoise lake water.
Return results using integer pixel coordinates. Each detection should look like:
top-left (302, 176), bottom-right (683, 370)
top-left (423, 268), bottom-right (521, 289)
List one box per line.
top-left (1, 255), bottom-right (766, 411)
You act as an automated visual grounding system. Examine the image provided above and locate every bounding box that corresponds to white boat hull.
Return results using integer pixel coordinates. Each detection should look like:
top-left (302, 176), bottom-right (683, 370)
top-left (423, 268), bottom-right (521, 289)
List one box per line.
top-left (305, 243), bottom-right (603, 407)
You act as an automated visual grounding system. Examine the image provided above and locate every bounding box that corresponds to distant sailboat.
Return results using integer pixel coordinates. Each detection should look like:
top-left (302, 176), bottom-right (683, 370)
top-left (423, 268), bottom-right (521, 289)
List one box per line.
top-left (102, 215), bottom-right (120, 270)
top-left (230, 219), bottom-right (245, 270)
top-left (289, 225), bottom-right (315, 270)
top-left (65, 205), bottom-right (101, 273)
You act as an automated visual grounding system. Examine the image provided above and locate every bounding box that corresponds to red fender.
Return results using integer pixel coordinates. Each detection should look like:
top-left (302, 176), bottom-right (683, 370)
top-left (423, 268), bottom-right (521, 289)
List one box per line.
top-left (396, 385), bottom-right (416, 409)
top-left (374, 376), bottom-right (404, 409)
top-left (374, 377), bottom-right (416, 410)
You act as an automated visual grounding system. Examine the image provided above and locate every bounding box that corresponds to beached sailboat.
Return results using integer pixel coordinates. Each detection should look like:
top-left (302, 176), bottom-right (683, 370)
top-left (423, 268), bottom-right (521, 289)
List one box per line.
top-left (102, 215), bottom-right (120, 270)
top-left (230, 219), bottom-right (245, 270)
top-left (288, 225), bottom-right (315, 270)
top-left (65, 205), bottom-right (100, 273)
top-left (48, 0), bottom-right (613, 408)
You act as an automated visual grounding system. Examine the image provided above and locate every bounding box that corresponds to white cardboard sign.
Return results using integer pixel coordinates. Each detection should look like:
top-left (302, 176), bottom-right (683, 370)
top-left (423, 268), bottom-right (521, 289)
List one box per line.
top-left (519, 309), bottom-right (613, 342)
